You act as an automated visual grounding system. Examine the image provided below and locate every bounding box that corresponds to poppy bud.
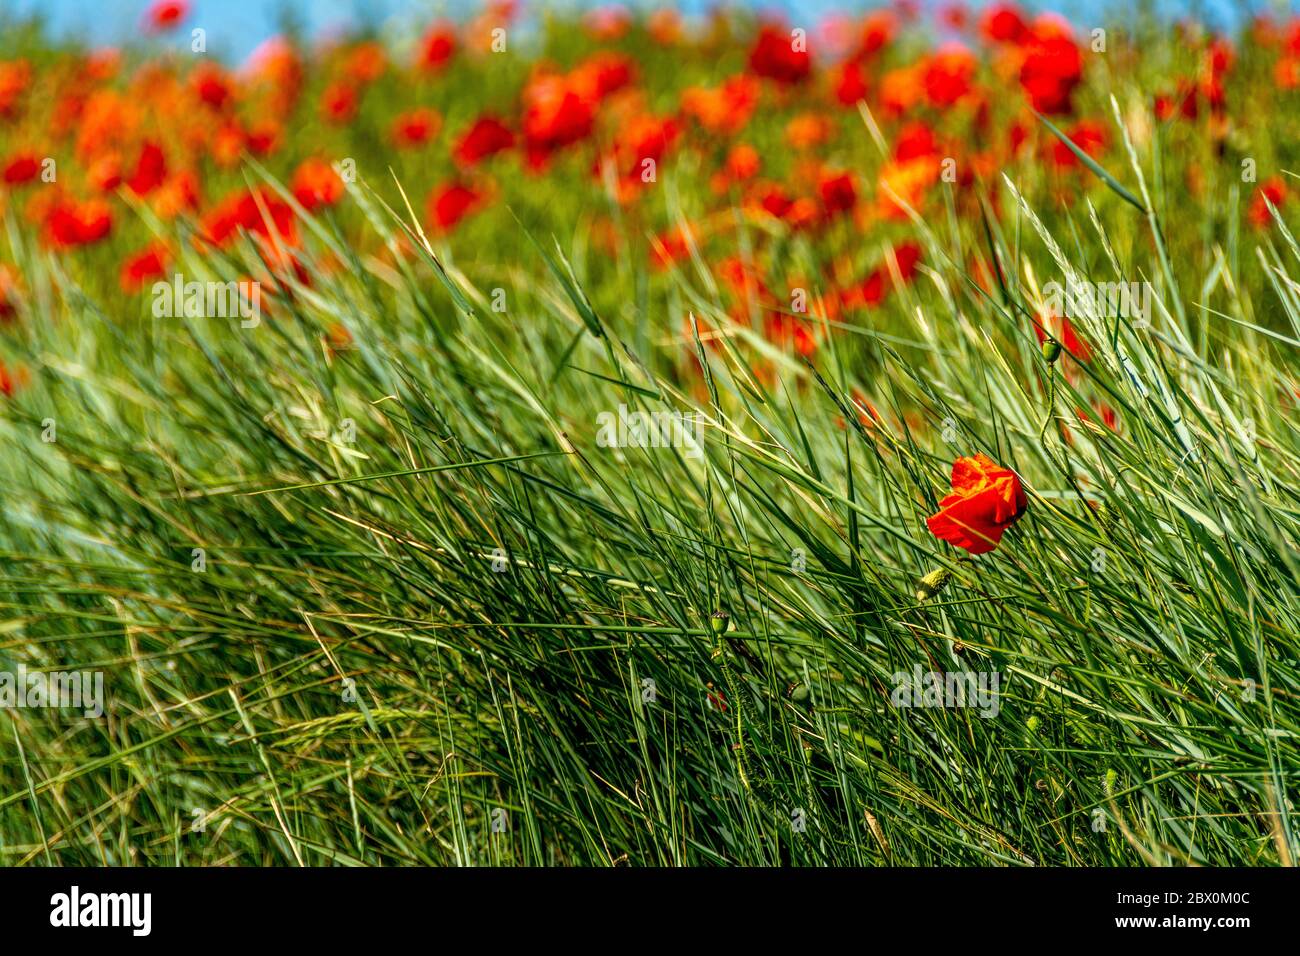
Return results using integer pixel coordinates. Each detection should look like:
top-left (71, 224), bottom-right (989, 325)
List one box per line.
top-left (915, 567), bottom-right (953, 602)
top-left (709, 610), bottom-right (730, 635)
top-left (1042, 338), bottom-right (1062, 364)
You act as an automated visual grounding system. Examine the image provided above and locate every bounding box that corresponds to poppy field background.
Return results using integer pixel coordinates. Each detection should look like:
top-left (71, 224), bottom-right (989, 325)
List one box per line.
top-left (1, 0), bottom-right (1299, 866)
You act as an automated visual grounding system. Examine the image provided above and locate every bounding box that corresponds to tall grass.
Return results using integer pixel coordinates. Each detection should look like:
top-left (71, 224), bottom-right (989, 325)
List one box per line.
top-left (1, 16), bottom-right (1299, 866)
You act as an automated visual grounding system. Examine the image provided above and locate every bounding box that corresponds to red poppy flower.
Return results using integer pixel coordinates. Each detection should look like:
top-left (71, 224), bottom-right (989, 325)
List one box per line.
top-left (416, 22), bottom-right (457, 73)
top-left (144, 0), bottom-right (189, 33)
top-left (1249, 177), bottom-right (1287, 228)
top-left (2, 152), bottom-right (40, 186)
top-left (926, 453), bottom-right (1027, 554)
top-left (45, 198), bottom-right (113, 248)
top-left (126, 141), bottom-right (168, 196)
top-left (453, 115), bottom-right (515, 165)
top-left (521, 75), bottom-right (595, 169)
top-left (818, 170), bottom-right (857, 217)
top-left (1050, 120), bottom-right (1106, 168)
top-left (392, 108), bottom-right (441, 149)
top-left (570, 52), bottom-right (635, 101)
top-left (834, 59), bottom-right (869, 105)
top-left (244, 122), bottom-right (281, 156)
top-left (202, 188), bottom-right (296, 248)
top-left (748, 24), bottom-right (811, 85)
top-left (343, 42), bottom-right (386, 86)
top-left (0, 360), bottom-right (27, 398)
top-left (192, 63), bottom-right (234, 111)
top-left (291, 159), bottom-right (344, 212)
top-left (120, 243), bottom-right (169, 292)
top-left (922, 45), bottom-right (977, 108)
top-left (981, 4), bottom-right (1029, 44)
top-left (724, 144), bottom-right (760, 182)
top-left (320, 83), bottom-right (358, 124)
top-left (428, 181), bottom-right (484, 231)
top-left (1019, 33), bottom-right (1083, 114)
top-left (0, 60), bottom-right (32, 119)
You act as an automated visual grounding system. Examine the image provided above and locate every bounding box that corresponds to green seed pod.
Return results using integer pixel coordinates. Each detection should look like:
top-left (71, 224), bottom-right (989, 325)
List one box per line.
top-left (1042, 338), bottom-right (1062, 364)
top-left (709, 610), bottom-right (730, 635)
top-left (1026, 715), bottom-right (1041, 734)
top-left (915, 567), bottom-right (954, 602)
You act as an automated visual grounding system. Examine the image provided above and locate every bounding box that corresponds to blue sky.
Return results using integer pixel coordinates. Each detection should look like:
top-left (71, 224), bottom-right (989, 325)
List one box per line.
top-left (0, 0), bottom-right (1279, 61)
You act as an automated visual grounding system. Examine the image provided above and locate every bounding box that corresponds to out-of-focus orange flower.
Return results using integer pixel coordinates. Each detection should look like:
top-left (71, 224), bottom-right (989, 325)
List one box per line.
top-left (602, 112), bottom-right (678, 199)
top-left (724, 144), bottom-right (760, 182)
top-left (428, 181), bottom-right (485, 231)
top-left (569, 52), bottom-right (635, 102)
top-left (786, 113), bottom-right (833, 149)
top-left (879, 65), bottom-right (923, 114)
top-left (0, 60), bottom-right (31, 119)
top-left (584, 6), bottom-right (632, 41)
top-left (0, 266), bottom-right (19, 322)
top-left (120, 243), bottom-right (170, 292)
top-left (291, 159), bottom-right (345, 212)
top-left (211, 123), bottom-right (245, 168)
top-left (927, 454), bottom-right (1027, 555)
top-left (87, 153), bottom-right (122, 191)
top-left (0, 360), bottom-right (27, 398)
top-left (144, 0), bottom-right (189, 33)
top-left (344, 42), bottom-right (387, 85)
top-left (153, 170), bottom-right (201, 219)
top-left (392, 108), bottom-right (441, 148)
top-left (243, 37), bottom-right (303, 116)
top-left (681, 74), bottom-right (759, 135)
top-left (454, 115), bottom-right (515, 165)
top-left (647, 9), bottom-right (683, 45)
top-left (1274, 56), bottom-right (1300, 90)
top-left (650, 223), bottom-right (696, 270)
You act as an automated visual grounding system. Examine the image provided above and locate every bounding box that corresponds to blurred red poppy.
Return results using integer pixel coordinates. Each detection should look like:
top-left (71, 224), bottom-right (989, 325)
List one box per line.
top-left (428, 181), bottom-right (484, 231)
top-left (748, 24), bottom-right (811, 84)
top-left (121, 243), bottom-right (169, 292)
top-left (392, 108), bottom-right (441, 149)
top-left (454, 115), bottom-right (515, 165)
top-left (144, 0), bottom-right (189, 33)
